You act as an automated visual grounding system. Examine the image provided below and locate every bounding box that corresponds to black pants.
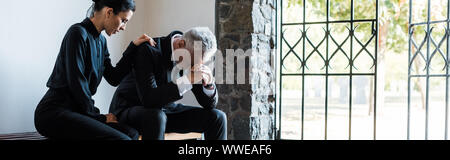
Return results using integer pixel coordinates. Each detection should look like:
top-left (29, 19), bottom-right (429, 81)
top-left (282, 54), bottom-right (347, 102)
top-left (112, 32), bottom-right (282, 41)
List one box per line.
top-left (34, 89), bottom-right (139, 140)
top-left (118, 105), bottom-right (227, 140)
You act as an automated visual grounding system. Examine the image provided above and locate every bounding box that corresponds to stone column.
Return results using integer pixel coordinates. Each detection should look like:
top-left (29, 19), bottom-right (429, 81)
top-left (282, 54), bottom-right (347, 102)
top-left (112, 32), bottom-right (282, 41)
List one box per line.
top-left (215, 0), bottom-right (276, 140)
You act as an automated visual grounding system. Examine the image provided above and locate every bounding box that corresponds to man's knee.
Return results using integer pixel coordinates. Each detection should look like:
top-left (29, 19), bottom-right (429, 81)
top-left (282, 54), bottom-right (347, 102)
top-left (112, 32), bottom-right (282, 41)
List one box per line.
top-left (143, 108), bottom-right (167, 124)
top-left (210, 109), bottom-right (227, 124)
top-left (128, 129), bottom-right (140, 140)
top-left (113, 134), bottom-right (133, 140)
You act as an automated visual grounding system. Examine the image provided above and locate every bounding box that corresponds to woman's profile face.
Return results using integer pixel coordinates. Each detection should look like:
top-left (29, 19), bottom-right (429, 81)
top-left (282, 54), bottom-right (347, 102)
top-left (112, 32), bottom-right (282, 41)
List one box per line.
top-left (104, 9), bottom-right (133, 36)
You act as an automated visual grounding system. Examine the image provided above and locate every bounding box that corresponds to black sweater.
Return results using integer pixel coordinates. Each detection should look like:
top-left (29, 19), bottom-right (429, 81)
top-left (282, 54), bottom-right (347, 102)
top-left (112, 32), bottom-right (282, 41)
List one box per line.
top-left (46, 18), bottom-right (136, 123)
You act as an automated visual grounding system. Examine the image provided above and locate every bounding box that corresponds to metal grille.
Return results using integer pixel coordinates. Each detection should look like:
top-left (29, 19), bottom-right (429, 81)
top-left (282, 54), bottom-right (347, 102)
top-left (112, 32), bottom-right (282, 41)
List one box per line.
top-left (277, 0), bottom-right (378, 140)
top-left (408, 0), bottom-right (450, 140)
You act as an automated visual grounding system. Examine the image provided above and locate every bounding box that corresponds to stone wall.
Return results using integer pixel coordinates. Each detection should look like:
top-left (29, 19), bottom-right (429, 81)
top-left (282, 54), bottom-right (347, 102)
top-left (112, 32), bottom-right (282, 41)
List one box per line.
top-left (215, 0), bottom-right (276, 140)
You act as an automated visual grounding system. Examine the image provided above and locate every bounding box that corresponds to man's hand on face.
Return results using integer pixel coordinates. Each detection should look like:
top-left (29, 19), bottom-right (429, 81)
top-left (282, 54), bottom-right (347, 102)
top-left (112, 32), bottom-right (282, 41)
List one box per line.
top-left (199, 65), bottom-right (214, 87)
top-left (190, 64), bottom-right (214, 86)
top-left (188, 68), bottom-right (203, 85)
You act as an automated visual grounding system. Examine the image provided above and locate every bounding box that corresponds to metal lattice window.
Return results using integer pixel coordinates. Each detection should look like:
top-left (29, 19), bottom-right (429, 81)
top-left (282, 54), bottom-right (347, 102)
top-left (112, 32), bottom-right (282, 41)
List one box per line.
top-left (408, 0), bottom-right (450, 140)
top-left (276, 0), bottom-right (378, 140)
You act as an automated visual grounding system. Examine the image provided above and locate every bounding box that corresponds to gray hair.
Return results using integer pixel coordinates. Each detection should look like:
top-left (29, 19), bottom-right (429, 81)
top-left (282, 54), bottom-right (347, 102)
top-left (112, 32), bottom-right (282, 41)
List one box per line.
top-left (182, 27), bottom-right (217, 63)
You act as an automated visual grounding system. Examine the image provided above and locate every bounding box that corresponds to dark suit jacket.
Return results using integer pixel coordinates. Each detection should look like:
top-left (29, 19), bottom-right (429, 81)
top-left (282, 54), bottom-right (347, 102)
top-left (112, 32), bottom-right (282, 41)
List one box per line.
top-left (109, 31), bottom-right (218, 116)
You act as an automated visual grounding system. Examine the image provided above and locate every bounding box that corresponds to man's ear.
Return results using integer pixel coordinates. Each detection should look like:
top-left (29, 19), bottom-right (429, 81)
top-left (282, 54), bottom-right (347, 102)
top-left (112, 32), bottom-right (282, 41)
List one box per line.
top-left (105, 7), bottom-right (114, 18)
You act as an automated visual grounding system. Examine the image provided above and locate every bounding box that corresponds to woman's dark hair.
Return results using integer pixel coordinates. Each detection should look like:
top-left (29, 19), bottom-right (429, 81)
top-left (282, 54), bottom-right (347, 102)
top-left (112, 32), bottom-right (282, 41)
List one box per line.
top-left (89, 0), bottom-right (136, 17)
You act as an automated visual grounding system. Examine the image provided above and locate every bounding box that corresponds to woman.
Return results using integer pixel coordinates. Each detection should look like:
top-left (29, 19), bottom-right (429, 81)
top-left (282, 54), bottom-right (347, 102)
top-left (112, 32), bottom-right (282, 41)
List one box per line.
top-left (34, 0), bottom-right (154, 140)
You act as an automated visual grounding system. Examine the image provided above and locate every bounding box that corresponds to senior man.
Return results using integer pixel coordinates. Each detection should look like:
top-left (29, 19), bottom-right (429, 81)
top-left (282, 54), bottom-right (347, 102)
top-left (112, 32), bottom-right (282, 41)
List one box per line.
top-left (109, 27), bottom-right (227, 140)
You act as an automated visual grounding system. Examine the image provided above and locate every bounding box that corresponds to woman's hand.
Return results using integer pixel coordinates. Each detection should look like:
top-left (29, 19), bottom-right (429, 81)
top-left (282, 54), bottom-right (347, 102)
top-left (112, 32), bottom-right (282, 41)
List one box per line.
top-left (133, 34), bottom-right (156, 46)
top-left (105, 113), bottom-right (118, 123)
